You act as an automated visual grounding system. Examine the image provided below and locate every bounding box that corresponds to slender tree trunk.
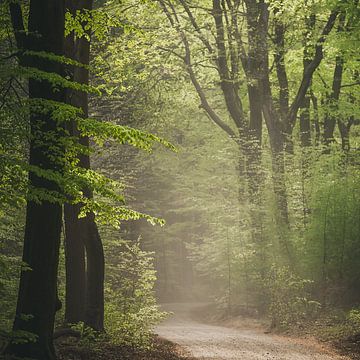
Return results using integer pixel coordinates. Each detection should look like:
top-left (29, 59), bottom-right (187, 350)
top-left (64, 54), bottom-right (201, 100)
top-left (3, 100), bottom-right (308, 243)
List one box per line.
top-left (337, 119), bottom-right (350, 151)
top-left (310, 90), bottom-right (321, 145)
top-left (323, 55), bottom-right (344, 146)
top-left (299, 12), bottom-right (315, 148)
top-left (6, 0), bottom-right (65, 358)
top-left (299, 94), bottom-right (311, 147)
top-left (323, 12), bottom-right (346, 148)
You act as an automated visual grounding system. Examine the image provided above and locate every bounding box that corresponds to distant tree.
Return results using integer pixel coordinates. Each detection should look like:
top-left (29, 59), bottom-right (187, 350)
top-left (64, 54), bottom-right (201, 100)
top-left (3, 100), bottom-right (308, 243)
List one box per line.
top-left (157, 0), bottom-right (339, 262)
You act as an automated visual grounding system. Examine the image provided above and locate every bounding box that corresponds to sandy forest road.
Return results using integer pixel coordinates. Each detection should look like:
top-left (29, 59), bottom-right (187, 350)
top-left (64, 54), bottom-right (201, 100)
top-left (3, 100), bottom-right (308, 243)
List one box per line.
top-left (155, 303), bottom-right (350, 360)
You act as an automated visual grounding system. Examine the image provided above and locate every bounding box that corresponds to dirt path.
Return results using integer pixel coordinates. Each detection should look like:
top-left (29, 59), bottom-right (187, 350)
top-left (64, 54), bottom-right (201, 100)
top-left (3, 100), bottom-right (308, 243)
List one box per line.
top-left (155, 303), bottom-right (350, 360)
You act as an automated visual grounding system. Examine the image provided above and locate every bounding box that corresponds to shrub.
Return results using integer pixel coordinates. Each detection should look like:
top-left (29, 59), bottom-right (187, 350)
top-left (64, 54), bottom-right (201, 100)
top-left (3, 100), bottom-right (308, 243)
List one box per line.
top-left (265, 265), bottom-right (321, 329)
top-left (104, 238), bottom-right (166, 348)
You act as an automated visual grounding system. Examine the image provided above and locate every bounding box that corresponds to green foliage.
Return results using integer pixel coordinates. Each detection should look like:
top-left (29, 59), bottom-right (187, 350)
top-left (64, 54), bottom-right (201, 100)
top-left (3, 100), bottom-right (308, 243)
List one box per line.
top-left (0, 0), bottom-right (173, 350)
top-left (347, 309), bottom-right (360, 329)
top-left (103, 237), bottom-right (166, 348)
top-left (265, 266), bottom-right (321, 329)
top-left (1, 0), bottom-right (360, 351)
top-left (70, 322), bottom-right (107, 348)
top-left (77, 117), bottom-right (176, 152)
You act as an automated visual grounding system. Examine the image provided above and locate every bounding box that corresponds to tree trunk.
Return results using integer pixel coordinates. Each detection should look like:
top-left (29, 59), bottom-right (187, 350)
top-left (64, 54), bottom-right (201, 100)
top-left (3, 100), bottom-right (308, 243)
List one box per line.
top-left (64, 0), bottom-right (105, 331)
top-left (254, 1), bottom-right (292, 261)
top-left (64, 204), bottom-right (86, 324)
top-left (323, 12), bottom-right (346, 148)
top-left (337, 118), bottom-right (350, 152)
top-left (323, 55), bottom-right (344, 146)
top-left (299, 94), bottom-right (311, 147)
top-left (84, 213), bottom-right (105, 330)
top-left (6, 0), bottom-right (65, 358)
top-left (63, 0), bottom-right (86, 326)
top-left (310, 91), bottom-right (321, 145)
top-left (299, 13), bottom-right (316, 148)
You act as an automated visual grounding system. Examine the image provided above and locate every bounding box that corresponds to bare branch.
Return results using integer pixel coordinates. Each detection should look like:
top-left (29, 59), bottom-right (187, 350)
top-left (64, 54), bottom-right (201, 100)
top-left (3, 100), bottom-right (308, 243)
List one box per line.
top-left (182, 35), bottom-right (238, 139)
top-left (178, 0), bottom-right (214, 54)
top-left (341, 81), bottom-right (360, 88)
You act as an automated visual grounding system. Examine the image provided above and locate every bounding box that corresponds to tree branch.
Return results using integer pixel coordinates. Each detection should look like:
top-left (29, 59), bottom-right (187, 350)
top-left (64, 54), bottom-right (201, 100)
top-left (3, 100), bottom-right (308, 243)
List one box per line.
top-left (341, 81), bottom-right (360, 88)
top-left (158, 0), bottom-right (237, 140)
top-left (212, 0), bottom-right (246, 131)
top-left (287, 9), bottom-right (339, 128)
top-left (182, 33), bottom-right (237, 139)
top-left (178, 0), bottom-right (214, 54)
top-left (273, 13), bottom-right (289, 119)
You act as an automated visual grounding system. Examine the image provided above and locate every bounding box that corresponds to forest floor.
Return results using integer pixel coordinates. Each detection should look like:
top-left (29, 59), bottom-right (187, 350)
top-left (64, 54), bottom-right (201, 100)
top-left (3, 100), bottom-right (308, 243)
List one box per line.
top-left (56, 336), bottom-right (191, 360)
top-left (55, 303), bottom-right (360, 360)
top-left (155, 303), bottom-right (352, 360)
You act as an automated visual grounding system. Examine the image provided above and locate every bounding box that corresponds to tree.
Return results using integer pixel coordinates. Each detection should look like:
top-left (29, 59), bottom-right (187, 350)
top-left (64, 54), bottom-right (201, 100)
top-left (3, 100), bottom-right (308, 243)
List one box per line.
top-left (156, 0), bottom-right (339, 262)
top-left (64, 0), bottom-right (104, 331)
top-left (5, 1), bottom-right (66, 358)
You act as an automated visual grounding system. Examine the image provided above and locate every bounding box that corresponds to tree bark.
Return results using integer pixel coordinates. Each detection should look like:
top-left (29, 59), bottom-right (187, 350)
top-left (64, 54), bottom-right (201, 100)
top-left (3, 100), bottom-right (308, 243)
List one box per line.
top-left (299, 94), bottom-right (311, 147)
top-left (84, 212), bottom-right (105, 330)
top-left (323, 55), bottom-right (344, 146)
top-left (6, 0), bottom-right (65, 358)
top-left (64, 203), bottom-right (86, 324)
top-left (310, 90), bottom-right (321, 145)
top-left (299, 13), bottom-right (316, 147)
top-left (323, 11), bottom-right (347, 150)
top-left (63, 0), bottom-right (86, 326)
top-left (64, 0), bottom-right (105, 331)
top-left (255, 1), bottom-right (293, 262)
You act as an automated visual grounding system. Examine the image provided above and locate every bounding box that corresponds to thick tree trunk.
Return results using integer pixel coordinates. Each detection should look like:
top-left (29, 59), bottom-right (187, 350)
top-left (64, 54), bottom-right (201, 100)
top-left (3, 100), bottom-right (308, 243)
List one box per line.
top-left (63, 0), bottom-right (86, 326)
top-left (64, 0), bottom-right (104, 331)
top-left (260, 30), bottom-right (291, 236)
top-left (253, 1), bottom-right (292, 260)
top-left (84, 213), bottom-right (105, 330)
top-left (6, 0), bottom-right (65, 358)
top-left (64, 204), bottom-right (86, 324)
top-left (268, 132), bottom-right (293, 262)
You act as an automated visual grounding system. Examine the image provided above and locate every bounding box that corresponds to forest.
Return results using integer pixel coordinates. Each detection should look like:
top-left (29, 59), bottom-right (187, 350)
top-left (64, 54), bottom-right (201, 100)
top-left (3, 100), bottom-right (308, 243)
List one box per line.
top-left (0, 0), bottom-right (359, 359)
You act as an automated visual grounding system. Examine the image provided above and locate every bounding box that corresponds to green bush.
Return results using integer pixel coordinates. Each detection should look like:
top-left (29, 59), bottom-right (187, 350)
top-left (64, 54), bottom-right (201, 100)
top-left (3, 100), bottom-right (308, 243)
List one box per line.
top-left (266, 265), bottom-right (321, 329)
top-left (104, 238), bottom-right (166, 348)
top-left (347, 308), bottom-right (360, 329)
